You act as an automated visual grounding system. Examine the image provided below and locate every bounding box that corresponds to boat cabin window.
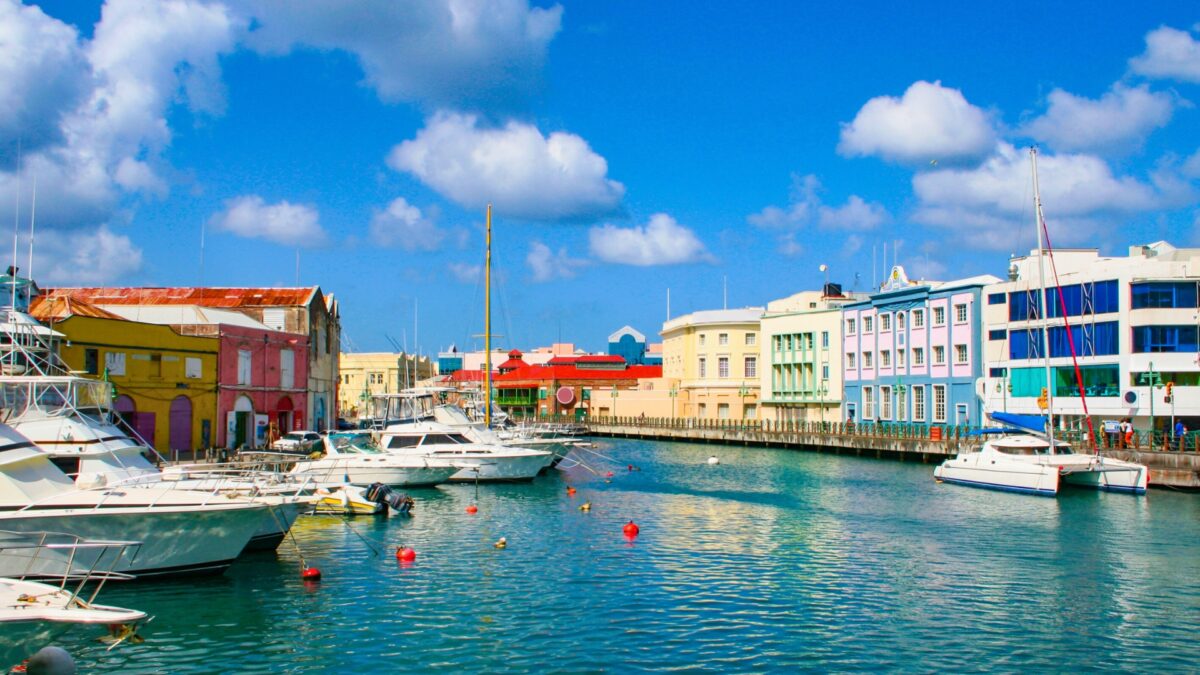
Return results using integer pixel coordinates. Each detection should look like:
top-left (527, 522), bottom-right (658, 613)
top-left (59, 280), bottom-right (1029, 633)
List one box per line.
top-left (49, 456), bottom-right (80, 478)
top-left (419, 433), bottom-right (470, 445)
top-left (387, 436), bottom-right (421, 449)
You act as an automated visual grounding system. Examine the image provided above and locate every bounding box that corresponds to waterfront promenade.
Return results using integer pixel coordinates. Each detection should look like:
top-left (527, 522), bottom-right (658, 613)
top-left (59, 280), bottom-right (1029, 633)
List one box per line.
top-left (579, 416), bottom-right (1200, 489)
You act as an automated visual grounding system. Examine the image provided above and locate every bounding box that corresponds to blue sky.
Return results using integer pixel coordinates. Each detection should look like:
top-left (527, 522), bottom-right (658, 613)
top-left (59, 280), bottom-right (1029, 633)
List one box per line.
top-left (3, 1), bottom-right (1200, 354)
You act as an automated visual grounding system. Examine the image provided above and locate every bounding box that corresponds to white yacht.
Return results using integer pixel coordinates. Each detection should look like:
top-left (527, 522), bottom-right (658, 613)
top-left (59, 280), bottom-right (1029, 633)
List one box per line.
top-left (0, 423), bottom-right (268, 578)
top-left (1, 532), bottom-right (148, 666)
top-left (289, 432), bottom-right (459, 488)
top-left (933, 431), bottom-right (1148, 495)
top-left (378, 421), bottom-right (553, 482)
top-left (0, 314), bottom-right (310, 551)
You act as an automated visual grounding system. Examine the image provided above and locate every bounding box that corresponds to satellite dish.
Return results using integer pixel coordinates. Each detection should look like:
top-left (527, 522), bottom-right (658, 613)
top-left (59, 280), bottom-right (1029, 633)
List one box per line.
top-left (1123, 391), bottom-right (1138, 405)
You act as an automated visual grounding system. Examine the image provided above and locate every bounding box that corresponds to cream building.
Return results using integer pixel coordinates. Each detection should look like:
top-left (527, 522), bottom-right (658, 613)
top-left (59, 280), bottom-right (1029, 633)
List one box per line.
top-left (338, 352), bottom-right (434, 419)
top-left (661, 307), bottom-right (764, 420)
top-left (759, 288), bottom-right (862, 423)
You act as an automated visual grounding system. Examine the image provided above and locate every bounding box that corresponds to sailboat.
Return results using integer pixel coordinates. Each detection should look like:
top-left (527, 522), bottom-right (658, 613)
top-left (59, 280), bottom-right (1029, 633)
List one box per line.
top-left (933, 148), bottom-right (1148, 495)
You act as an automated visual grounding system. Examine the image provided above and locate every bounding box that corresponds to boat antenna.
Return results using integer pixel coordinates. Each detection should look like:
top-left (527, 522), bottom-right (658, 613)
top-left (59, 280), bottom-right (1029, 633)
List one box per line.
top-left (1031, 147), bottom-right (1054, 446)
top-left (11, 138), bottom-right (20, 317)
top-left (26, 176), bottom-right (35, 282)
top-left (484, 203), bottom-right (493, 428)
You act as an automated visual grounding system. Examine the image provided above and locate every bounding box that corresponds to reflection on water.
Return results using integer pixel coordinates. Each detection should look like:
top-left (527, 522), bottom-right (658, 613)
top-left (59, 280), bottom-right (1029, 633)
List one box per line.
top-left (24, 438), bottom-right (1200, 672)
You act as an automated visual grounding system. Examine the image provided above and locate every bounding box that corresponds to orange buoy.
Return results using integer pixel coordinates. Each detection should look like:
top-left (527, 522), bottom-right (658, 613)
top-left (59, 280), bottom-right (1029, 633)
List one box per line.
top-left (466, 505), bottom-right (478, 514)
top-left (396, 547), bottom-right (417, 562)
top-left (301, 567), bottom-right (321, 580)
top-left (606, 471), bottom-right (614, 478)
top-left (622, 520), bottom-right (640, 537)
top-left (567, 486), bottom-right (576, 496)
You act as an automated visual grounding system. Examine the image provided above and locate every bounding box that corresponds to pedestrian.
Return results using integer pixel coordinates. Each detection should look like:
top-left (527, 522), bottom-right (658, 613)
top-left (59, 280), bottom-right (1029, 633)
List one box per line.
top-left (1120, 418), bottom-right (1133, 449)
top-left (1175, 420), bottom-right (1187, 452)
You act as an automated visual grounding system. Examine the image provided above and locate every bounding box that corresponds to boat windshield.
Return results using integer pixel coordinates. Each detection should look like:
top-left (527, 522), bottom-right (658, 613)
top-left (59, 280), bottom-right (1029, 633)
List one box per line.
top-left (995, 441), bottom-right (1074, 456)
top-left (331, 433), bottom-right (382, 455)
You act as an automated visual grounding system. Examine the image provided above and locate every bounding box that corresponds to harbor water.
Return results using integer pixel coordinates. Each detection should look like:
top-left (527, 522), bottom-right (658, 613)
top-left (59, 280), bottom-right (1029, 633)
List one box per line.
top-left (45, 439), bottom-right (1200, 672)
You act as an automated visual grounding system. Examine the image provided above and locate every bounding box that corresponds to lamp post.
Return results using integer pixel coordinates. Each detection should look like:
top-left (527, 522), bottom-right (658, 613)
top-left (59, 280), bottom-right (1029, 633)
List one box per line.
top-left (610, 385), bottom-right (618, 418)
top-left (668, 382), bottom-right (679, 419)
top-left (895, 380), bottom-right (907, 426)
top-left (817, 380), bottom-right (829, 429)
top-left (739, 381), bottom-right (750, 420)
top-left (1148, 360), bottom-right (1161, 440)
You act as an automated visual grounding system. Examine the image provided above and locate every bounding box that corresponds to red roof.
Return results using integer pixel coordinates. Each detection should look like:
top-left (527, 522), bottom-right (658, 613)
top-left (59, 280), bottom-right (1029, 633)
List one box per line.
top-left (29, 296), bottom-right (127, 321)
top-left (507, 349), bottom-right (522, 357)
top-left (445, 369), bottom-right (486, 383)
top-left (577, 355), bottom-right (626, 364)
top-left (546, 356), bottom-right (578, 365)
top-left (42, 287), bottom-right (319, 308)
top-left (493, 364), bottom-right (661, 385)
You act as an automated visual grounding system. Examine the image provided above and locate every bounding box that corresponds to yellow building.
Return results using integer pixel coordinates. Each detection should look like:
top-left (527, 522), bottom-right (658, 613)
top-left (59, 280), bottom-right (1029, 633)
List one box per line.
top-left (661, 307), bottom-right (765, 420)
top-left (759, 289), bottom-right (862, 422)
top-left (338, 352), bottom-right (434, 419)
top-left (34, 309), bottom-right (220, 455)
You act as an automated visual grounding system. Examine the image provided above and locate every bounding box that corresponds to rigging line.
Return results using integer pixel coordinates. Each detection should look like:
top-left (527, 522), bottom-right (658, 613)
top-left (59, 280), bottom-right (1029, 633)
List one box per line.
top-left (1039, 214), bottom-right (1098, 454)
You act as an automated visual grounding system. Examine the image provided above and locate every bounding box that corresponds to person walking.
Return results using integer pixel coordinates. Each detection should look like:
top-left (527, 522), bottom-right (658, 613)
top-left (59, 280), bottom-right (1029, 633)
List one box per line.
top-left (1120, 418), bottom-right (1133, 449)
top-left (1175, 420), bottom-right (1187, 452)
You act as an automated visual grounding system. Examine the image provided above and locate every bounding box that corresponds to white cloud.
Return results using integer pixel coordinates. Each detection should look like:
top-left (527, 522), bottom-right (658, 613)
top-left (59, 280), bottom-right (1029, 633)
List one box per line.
top-left (838, 80), bottom-right (997, 165)
top-left (841, 233), bottom-right (864, 257)
top-left (1184, 148), bottom-right (1200, 179)
top-left (526, 241), bottom-right (587, 281)
top-left (777, 233), bottom-right (803, 257)
top-left (912, 143), bottom-right (1176, 249)
top-left (369, 197), bottom-right (444, 250)
top-left (113, 157), bottom-right (168, 197)
top-left (1020, 83), bottom-right (1176, 153)
top-left (818, 195), bottom-right (890, 230)
top-left (1130, 25), bottom-right (1200, 82)
top-left (389, 112), bottom-right (625, 222)
top-left (30, 227), bottom-right (143, 285)
top-left (448, 262), bottom-right (481, 283)
top-left (235, 0), bottom-right (562, 109)
top-left (749, 173), bottom-right (890, 233)
top-left (210, 195), bottom-right (327, 247)
top-left (0, 0), bottom-right (91, 165)
top-left (588, 213), bottom-right (713, 266)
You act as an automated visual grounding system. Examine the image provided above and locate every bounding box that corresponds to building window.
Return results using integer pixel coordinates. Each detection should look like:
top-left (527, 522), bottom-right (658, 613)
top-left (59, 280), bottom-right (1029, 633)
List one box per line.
top-left (698, 357), bottom-right (707, 378)
top-left (821, 331), bottom-right (829, 348)
top-left (280, 349), bottom-right (295, 389)
top-left (150, 353), bottom-right (162, 378)
top-left (745, 404), bottom-right (757, 420)
top-left (863, 316), bottom-right (874, 333)
top-left (933, 306), bottom-right (946, 326)
top-left (862, 386), bottom-right (875, 419)
top-left (914, 386), bottom-right (926, 422)
top-left (745, 333), bottom-right (756, 346)
top-left (989, 329), bottom-right (1007, 340)
top-left (933, 345), bottom-right (946, 365)
top-left (863, 351), bottom-right (874, 368)
top-left (913, 348), bottom-right (925, 366)
top-left (955, 303), bottom-right (968, 324)
top-left (846, 352), bottom-right (856, 368)
top-left (933, 385), bottom-right (947, 422)
top-left (881, 350), bottom-right (891, 367)
top-left (185, 357), bottom-right (202, 379)
top-left (84, 349), bottom-right (99, 375)
top-left (897, 349), bottom-right (906, 368)
top-left (1132, 325), bottom-right (1199, 353)
top-left (954, 344), bottom-right (968, 364)
top-left (719, 333), bottom-right (729, 346)
top-left (846, 318), bottom-right (857, 335)
top-left (1130, 282), bottom-right (1197, 309)
top-left (880, 385), bottom-right (892, 420)
top-left (699, 334), bottom-right (706, 346)
top-left (897, 312), bottom-right (906, 329)
top-left (104, 352), bottom-right (126, 376)
top-left (898, 387), bottom-right (908, 421)
top-left (718, 403), bottom-right (730, 419)
top-left (718, 357), bottom-right (730, 378)
top-left (912, 310), bottom-right (925, 328)
top-left (822, 364), bottom-right (829, 380)
top-left (881, 314), bottom-right (891, 331)
top-left (237, 349), bottom-right (252, 385)
top-left (988, 292), bottom-right (1006, 305)
top-left (698, 403), bottom-right (707, 418)
top-left (744, 356), bottom-right (757, 378)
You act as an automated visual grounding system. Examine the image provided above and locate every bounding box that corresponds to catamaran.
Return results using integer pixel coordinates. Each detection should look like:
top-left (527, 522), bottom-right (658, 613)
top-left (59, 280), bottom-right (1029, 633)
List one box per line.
top-left (934, 148), bottom-right (1149, 496)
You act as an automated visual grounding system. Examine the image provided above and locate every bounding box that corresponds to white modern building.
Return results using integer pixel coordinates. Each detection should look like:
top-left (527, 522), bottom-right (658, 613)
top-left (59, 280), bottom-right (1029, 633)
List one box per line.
top-left (982, 241), bottom-right (1200, 435)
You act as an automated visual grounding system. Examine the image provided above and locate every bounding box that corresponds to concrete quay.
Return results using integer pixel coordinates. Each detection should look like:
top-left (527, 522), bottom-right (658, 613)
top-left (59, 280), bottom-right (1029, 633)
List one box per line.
top-left (581, 417), bottom-right (1200, 490)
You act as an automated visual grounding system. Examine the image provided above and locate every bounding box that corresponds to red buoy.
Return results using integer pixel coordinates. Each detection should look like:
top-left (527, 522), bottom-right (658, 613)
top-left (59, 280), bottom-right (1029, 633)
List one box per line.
top-left (301, 567), bottom-right (321, 580)
top-left (396, 547), bottom-right (417, 562)
top-left (466, 505), bottom-right (478, 514)
top-left (606, 471), bottom-right (614, 478)
top-left (567, 486), bottom-right (576, 496)
top-left (622, 520), bottom-right (640, 537)
top-left (627, 464), bottom-right (633, 471)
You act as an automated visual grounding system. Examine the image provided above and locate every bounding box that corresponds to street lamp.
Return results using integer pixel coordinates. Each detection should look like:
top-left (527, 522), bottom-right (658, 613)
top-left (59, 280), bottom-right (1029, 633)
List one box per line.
top-left (817, 380), bottom-right (829, 429)
top-left (668, 382), bottom-right (679, 419)
top-left (610, 385), bottom-right (618, 418)
top-left (739, 381), bottom-right (750, 420)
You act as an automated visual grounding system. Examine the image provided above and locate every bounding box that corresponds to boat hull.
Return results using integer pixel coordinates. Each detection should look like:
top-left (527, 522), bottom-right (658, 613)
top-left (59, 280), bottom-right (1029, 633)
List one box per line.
top-left (934, 457), bottom-right (1060, 496)
top-left (449, 452), bottom-right (550, 482)
top-left (242, 498), bottom-right (312, 553)
top-left (292, 462), bottom-right (457, 488)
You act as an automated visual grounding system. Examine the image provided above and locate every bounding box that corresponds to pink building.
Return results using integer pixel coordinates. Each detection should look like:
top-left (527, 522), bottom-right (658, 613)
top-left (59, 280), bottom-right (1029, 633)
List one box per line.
top-left (204, 325), bottom-right (309, 448)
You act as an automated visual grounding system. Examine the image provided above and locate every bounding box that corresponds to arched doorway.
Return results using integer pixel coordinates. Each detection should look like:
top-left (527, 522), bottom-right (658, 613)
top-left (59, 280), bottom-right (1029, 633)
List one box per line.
top-left (169, 396), bottom-right (193, 454)
top-left (228, 395), bottom-right (254, 449)
top-left (114, 395), bottom-right (154, 446)
top-left (276, 396), bottom-right (294, 434)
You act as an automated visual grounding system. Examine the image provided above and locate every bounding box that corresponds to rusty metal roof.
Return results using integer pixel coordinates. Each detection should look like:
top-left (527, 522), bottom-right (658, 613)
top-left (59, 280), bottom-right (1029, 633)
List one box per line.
top-left (42, 286), bottom-right (319, 308)
top-left (29, 295), bottom-right (127, 321)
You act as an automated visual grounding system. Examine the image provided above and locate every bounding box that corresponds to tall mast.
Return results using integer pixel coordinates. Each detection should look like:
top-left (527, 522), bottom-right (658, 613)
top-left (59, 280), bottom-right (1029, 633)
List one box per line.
top-left (1031, 147), bottom-right (1055, 445)
top-left (484, 204), bottom-right (493, 427)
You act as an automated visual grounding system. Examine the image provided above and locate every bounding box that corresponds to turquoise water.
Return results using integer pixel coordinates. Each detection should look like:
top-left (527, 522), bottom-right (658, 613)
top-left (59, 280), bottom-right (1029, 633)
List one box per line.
top-left (35, 439), bottom-right (1200, 672)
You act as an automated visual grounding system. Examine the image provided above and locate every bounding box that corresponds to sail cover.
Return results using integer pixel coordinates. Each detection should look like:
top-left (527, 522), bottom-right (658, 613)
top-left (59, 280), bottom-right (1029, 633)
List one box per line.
top-left (988, 411), bottom-right (1047, 433)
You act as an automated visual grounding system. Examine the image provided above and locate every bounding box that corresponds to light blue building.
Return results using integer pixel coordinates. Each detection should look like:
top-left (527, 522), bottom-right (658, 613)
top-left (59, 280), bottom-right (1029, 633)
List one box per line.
top-left (842, 266), bottom-right (1001, 427)
top-left (609, 325), bottom-right (661, 365)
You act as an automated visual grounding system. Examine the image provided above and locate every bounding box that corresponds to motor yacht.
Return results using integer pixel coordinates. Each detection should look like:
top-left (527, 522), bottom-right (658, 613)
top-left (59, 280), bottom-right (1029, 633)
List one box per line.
top-left (378, 420), bottom-right (553, 481)
top-left (0, 531), bottom-right (148, 667)
top-left (289, 432), bottom-right (459, 488)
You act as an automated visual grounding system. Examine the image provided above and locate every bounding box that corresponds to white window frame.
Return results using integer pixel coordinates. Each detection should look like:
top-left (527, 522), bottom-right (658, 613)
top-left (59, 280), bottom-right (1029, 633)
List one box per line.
top-left (913, 386), bottom-right (926, 422)
top-left (880, 385), bottom-right (892, 420)
top-left (933, 345), bottom-right (946, 365)
top-left (698, 357), bottom-right (707, 378)
top-left (847, 318), bottom-right (857, 335)
top-left (954, 344), bottom-right (968, 364)
top-left (863, 351), bottom-right (874, 368)
top-left (881, 314), bottom-right (891, 332)
top-left (912, 310), bottom-right (925, 328)
top-left (863, 316), bottom-right (874, 333)
top-left (862, 386), bottom-right (875, 420)
top-left (954, 303), bottom-right (968, 324)
top-left (280, 349), bottom-right (295, 389)
top-left (913, 348), bottom-right (925, 366)
top-left (897, 312), bottom-right (906, 329)
top-left (933, 385), bottom-right (947, 423)
top-left (744, 356), bottom-right (757, 378)
top-left (745, 333), bottom-right (756, 346)
top-left (718, 333), bottom-right (729, 346)
top-left (933, 306), bottom-right (946, 326)
top-left (881, 350), bottom-right (891, 368)
top-left (237, 349), bottom-right (252, 386)
top-left (718, 356), bottom-right (730, 378)
top-left (846, 352), bottom-right (856, 369)
top-left (897, 349), bottom-right (906, 368)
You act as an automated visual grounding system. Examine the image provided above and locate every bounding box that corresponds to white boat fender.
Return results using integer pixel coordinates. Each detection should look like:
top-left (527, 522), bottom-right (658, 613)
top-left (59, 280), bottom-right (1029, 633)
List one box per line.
top-left (707, 456), bottom-right (720, 465)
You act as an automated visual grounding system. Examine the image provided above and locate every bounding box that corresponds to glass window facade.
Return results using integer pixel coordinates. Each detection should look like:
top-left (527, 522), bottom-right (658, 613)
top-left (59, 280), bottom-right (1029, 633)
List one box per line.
top-left (1132, 325), bottom-right (1200, 353)
top-left (1010, 322), bottom-right (1118, 359)
top-left (988, 292), bottom-right (1006, 305)
top-left (1042, 280), bottom-right (1119, 318)
top-left (1011, 365), bottom-right (1120, 397)
top-left (1131, 282), bottom-right (1199, 309)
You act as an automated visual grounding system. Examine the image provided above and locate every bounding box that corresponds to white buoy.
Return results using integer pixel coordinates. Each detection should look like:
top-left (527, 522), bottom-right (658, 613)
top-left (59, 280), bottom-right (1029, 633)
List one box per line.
top-left (707, 456), bottom-right (720, 465)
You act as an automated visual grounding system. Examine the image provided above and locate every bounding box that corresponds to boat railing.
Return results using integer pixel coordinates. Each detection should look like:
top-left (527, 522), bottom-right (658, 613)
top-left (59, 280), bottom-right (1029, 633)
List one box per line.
top-left (0, 530), bottom-right (141, 605)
